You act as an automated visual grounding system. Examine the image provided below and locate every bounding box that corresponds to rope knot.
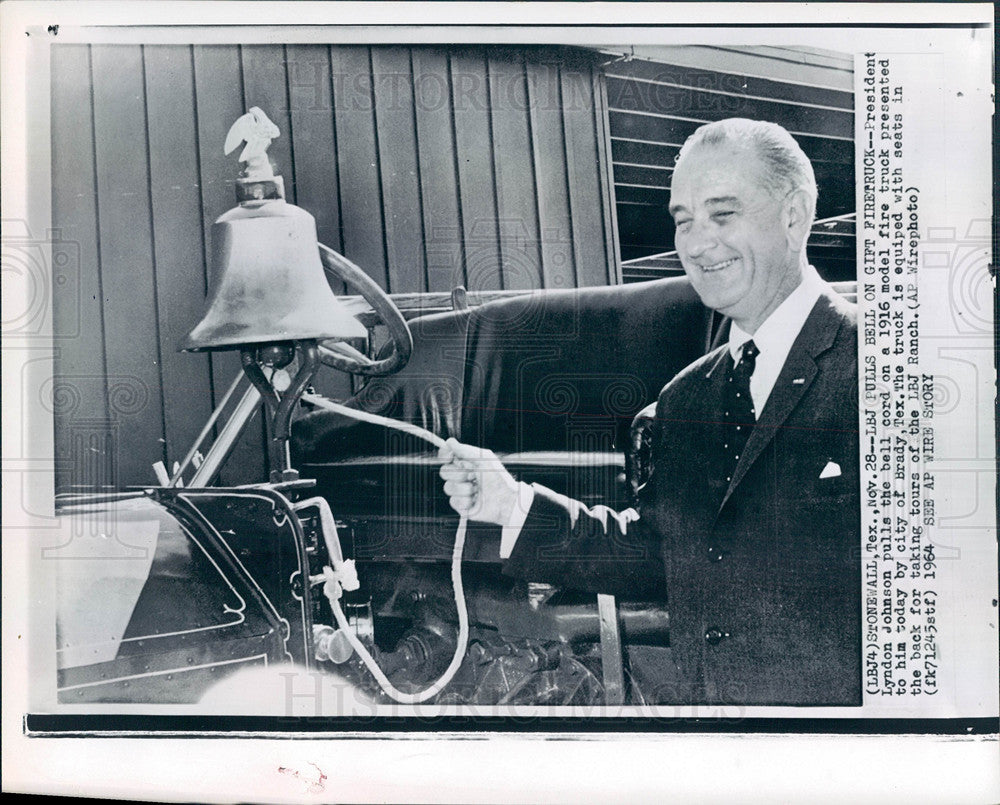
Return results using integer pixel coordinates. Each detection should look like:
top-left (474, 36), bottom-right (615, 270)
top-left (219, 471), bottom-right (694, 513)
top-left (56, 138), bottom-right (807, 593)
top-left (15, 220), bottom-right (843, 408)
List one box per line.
top-left (322, 560), bottom-right (359, 602)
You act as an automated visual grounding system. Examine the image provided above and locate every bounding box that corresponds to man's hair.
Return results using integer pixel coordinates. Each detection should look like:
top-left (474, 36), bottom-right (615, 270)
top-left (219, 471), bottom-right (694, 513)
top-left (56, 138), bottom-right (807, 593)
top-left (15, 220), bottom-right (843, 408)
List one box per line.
top-left (677, 118), bottom-right (817, 221)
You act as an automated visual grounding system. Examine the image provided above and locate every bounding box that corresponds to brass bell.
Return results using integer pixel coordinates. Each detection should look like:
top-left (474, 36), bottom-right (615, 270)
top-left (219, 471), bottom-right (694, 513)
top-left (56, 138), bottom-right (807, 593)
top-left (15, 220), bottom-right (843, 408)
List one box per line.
top-left (183, 106), bottom-right (365, 351)
top-left (181, 200), bottom-right (366, 351)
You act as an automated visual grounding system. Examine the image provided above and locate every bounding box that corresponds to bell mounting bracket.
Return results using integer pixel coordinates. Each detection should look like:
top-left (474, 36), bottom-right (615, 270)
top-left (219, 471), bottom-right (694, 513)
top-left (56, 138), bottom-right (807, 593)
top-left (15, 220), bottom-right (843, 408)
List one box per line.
top-left (240, 339), bottom-right (321, 483)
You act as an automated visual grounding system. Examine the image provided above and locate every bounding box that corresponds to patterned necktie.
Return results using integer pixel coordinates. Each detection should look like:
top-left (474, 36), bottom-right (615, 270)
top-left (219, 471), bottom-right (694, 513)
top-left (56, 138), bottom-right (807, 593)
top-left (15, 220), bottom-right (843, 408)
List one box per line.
top-left (723, 339), bottom-right (759, 484)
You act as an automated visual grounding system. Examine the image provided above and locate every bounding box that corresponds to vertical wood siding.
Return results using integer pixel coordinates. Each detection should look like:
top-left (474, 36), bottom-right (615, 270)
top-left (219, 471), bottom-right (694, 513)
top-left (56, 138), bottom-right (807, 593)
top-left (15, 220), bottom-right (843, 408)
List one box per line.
top-left (49, 43), bottom-right (617, 491)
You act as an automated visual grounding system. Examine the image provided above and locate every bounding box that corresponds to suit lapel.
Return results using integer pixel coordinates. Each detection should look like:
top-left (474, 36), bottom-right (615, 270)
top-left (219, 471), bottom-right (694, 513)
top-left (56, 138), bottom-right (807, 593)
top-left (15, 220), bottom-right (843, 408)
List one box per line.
top-left (703, 345), bottom-right (733, 384)
top-left (718, 293), bottom-right (846, 510)
top-left (700, 347), bottom-right (733, 422)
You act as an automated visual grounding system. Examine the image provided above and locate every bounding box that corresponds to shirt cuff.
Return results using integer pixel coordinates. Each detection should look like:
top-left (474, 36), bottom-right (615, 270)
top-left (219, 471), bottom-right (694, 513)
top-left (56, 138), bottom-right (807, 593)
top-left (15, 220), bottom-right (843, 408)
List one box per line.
top-left (499, 482), bottom-right (535, 559)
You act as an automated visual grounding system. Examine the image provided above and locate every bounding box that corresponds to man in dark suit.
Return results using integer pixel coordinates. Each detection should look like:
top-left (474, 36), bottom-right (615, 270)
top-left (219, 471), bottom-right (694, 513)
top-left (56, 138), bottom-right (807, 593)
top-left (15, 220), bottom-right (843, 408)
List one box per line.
top-left (440, 118), bottom-right (860, 706)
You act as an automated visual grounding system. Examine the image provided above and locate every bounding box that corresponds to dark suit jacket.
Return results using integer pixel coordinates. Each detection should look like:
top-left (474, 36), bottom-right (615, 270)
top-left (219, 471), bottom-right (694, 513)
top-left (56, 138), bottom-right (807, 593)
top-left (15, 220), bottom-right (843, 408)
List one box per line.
top-left (504, 288), bottom-right (861, 706)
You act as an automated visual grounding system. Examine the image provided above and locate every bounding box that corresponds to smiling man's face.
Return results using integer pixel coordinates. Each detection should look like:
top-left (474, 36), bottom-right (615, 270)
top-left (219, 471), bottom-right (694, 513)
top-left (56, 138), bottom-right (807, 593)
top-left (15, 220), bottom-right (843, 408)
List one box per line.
top-left (669, 142), bottom-right (804, 333)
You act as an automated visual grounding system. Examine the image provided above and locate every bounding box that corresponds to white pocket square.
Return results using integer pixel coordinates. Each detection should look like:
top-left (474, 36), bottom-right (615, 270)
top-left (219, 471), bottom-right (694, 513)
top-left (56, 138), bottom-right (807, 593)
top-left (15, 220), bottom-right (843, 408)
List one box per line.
top-left (819, 461), bottom-right (841, 479)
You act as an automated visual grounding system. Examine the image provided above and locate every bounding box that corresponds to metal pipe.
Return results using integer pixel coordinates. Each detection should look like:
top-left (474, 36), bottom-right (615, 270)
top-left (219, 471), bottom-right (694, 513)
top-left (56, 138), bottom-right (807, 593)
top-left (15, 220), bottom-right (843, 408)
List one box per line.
top-left (188, 384), bottom-right (262, 487)
top-left (597, 593), bottom-right (625, 705)
top-left (169, 371), bottom-right (245, 486)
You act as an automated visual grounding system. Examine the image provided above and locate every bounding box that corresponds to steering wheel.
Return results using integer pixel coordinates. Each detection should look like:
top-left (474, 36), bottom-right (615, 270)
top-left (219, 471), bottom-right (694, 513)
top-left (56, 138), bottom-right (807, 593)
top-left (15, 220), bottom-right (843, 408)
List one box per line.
top-left (317, 243), bottom-right (412, 377)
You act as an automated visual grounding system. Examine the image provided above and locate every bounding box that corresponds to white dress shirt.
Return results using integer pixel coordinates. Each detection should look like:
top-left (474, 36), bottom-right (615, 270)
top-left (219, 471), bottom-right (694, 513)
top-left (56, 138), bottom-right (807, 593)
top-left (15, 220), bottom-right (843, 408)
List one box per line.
top-left (499, 266), bottom-right (828, 559)
top-left (727, 264), bottom-right (825, 416)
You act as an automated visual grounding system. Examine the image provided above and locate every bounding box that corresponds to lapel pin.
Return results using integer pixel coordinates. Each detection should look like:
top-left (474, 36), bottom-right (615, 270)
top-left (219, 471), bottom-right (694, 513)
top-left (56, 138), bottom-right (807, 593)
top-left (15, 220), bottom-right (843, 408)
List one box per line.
top-left (792, 378), bottom-right (805, 384)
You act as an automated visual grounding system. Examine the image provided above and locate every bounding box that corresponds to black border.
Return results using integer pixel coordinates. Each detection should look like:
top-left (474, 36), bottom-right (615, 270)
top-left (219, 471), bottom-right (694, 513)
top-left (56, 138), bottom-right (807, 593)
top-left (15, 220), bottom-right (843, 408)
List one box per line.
top-left (24, 714), bottom-right (1000, 736)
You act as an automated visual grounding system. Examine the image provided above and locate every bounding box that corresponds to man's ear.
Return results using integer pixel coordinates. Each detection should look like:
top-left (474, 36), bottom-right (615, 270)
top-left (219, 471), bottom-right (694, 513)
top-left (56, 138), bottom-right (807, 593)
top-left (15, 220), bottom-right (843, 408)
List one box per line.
top-left (783, 188), bottom-right (814, 250)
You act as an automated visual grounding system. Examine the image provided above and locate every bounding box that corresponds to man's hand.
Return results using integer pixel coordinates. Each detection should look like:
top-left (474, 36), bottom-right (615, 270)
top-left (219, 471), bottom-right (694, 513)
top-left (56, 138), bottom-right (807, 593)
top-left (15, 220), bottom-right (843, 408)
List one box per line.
top-left (438, 438), bottom-right (519, 525)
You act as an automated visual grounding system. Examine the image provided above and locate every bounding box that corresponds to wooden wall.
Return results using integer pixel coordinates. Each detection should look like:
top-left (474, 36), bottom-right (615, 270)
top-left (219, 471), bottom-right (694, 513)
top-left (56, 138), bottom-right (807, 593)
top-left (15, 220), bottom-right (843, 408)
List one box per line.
top-left (49, 43), bottom-right (619, 491)
top-left (605, 46), bottom-right (855, 280)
